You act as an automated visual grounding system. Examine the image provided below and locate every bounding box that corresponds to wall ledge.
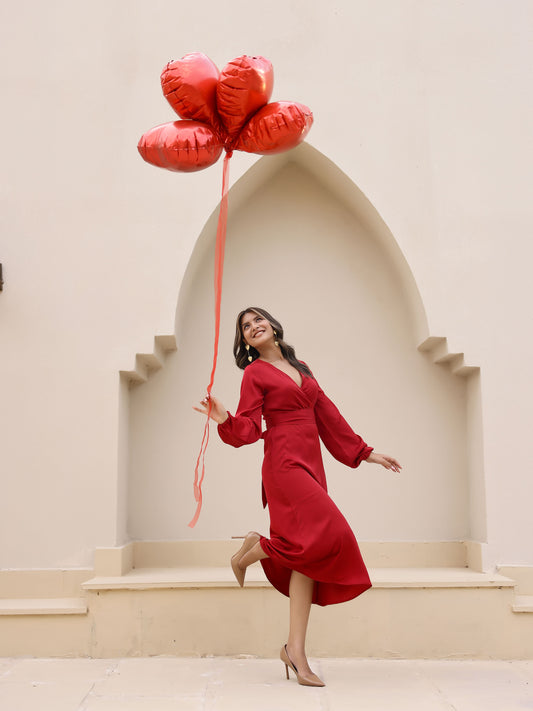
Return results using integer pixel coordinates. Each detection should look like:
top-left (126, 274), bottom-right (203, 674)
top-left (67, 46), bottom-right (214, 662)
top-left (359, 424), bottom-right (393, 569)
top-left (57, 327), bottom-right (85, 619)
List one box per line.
top-left (418, 336), bottom-right (479, 377)
top-left (119, 335), bottom-right (177, 387)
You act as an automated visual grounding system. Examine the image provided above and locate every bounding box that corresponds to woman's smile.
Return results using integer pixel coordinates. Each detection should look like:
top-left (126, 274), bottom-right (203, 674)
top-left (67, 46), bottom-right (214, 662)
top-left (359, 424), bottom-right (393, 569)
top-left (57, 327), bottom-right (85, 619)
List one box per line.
top-left (241, 313), bottom-right (274, 347)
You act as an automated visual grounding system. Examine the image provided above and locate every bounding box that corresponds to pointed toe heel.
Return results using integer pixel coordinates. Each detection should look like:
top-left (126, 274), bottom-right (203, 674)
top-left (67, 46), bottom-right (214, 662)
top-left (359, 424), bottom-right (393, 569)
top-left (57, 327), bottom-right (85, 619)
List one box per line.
top-left (280, 644), bottom-right (325, 687)
top-left (230, 531), bottom-right (260, 587)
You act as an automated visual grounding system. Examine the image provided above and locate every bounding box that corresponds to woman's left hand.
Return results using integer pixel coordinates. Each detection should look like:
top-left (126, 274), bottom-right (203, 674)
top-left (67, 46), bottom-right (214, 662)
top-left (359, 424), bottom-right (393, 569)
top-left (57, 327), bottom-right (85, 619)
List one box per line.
top-left (366, 452), bottom-right (402, 473)
top-left (193, 394), bottom-right (228, 424)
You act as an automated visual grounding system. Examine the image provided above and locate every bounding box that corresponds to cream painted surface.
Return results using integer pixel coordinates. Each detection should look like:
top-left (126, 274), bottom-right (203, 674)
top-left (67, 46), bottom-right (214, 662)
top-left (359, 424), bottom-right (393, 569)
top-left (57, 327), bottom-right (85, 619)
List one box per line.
top-left (128, 160), bottom-right (469, 542)
top-left (0, 0), bottom-right (532, 574)
top-left (2, 581), bottom-right (533, 659)
top-left (498, 567), bottom-right (533, 596)
top-left (2, 543), bottom-right (533, 657)
top-left (128, 540), bottom-right (470, 570)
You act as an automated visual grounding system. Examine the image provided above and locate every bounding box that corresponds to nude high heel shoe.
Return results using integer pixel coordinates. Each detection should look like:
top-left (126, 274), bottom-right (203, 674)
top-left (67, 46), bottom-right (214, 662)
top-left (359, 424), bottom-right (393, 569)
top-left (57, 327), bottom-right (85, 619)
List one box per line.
top-left (280, 644), bottom-right (325, 687)
top-left (230, 531), bottom-right (260, 587)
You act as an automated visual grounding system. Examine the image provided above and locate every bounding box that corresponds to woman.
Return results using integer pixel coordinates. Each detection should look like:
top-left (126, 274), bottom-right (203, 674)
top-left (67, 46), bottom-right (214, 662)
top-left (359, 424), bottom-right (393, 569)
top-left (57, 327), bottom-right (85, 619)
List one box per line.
top-left (194, 307), bottom-right (401, 687)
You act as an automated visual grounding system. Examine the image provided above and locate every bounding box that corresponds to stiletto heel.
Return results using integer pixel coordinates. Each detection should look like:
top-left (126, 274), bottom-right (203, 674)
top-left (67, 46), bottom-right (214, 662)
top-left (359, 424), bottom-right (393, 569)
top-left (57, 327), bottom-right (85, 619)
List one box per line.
top-left (280, 644), bottom-right (325, 687)
top-left (230, 531), bottom-right (260, 587)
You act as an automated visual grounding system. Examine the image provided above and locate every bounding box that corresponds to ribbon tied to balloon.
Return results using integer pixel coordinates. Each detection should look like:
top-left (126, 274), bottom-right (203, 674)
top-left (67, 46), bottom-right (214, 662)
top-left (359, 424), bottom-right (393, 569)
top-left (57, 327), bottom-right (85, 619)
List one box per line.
top-left (138, 52), bottom-right (313, 527)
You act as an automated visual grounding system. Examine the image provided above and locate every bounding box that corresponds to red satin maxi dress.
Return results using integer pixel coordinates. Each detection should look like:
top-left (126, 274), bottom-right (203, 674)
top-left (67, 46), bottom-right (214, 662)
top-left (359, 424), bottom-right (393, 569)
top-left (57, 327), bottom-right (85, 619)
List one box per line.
top-left (218, 359), bottom-right (373, 606)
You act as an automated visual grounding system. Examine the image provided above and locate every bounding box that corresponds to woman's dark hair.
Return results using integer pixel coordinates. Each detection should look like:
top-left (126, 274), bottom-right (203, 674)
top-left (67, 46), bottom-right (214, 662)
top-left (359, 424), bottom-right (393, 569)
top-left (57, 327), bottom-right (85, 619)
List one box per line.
top-left (233, 307), bottom-right (313, 378)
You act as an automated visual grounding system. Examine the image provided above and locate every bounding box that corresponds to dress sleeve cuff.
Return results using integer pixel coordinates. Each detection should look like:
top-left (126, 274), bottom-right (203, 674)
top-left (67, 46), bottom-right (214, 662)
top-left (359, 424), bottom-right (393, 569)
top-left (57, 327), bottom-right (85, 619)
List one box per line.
top-left (357, 446), bottom-right (373, 466)
top-left (217, 411), bottom-right (233, 433)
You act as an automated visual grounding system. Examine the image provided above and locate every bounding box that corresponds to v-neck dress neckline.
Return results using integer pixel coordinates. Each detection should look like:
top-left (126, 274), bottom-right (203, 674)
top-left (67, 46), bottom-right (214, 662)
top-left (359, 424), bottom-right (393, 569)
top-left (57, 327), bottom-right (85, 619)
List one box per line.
top-left (258, 358), bottom-right (303, 389)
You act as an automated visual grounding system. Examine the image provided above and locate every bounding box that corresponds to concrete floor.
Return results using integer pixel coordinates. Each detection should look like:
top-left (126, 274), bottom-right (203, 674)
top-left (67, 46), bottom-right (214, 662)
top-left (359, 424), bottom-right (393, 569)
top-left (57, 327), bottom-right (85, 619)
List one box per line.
top-left (0, 656), bottom-right (532, 710)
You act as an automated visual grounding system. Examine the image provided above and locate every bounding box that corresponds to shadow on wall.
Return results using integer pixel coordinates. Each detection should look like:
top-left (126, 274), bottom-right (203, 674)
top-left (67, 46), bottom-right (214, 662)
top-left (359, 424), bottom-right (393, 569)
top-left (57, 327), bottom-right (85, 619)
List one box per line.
top-left (127, 145), bottom-right (470, 544)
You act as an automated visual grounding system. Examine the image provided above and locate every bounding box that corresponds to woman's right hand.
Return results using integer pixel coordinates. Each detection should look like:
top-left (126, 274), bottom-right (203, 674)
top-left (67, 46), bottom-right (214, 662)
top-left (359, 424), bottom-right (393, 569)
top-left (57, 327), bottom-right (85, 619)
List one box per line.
top-left (193, 394), bottom-right (229, 425)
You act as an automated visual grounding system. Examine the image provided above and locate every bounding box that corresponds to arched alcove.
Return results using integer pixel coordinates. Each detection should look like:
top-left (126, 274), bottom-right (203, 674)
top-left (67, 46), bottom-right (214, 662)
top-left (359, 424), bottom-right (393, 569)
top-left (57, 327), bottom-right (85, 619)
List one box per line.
top-left (127, 145), bottom-right (475, 544)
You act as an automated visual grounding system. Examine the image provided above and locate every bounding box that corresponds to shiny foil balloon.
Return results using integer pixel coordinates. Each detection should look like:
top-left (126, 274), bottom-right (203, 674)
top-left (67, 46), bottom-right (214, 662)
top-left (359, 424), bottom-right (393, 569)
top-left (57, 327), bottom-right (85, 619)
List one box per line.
top-left (161, 53), bottom-right (221, 132)
top-left (236, 101), bottom-right (314, 155)
top-left (216, 55), bottom-right (274, 143)
top-left (138, 52), bottom-right (313, 171)
top-left (138, 121), bottom-right (222, 173)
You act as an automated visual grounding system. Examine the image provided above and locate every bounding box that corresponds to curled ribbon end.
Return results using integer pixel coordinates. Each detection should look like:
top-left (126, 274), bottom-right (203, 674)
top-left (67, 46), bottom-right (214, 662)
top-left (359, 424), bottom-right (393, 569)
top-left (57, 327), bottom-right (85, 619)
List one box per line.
top-left (188, 495), bottom-right (202, 528)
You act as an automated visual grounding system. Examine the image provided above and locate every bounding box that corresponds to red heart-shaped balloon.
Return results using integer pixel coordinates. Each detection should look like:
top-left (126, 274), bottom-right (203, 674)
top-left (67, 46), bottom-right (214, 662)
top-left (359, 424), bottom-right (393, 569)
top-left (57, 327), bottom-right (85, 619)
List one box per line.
top-left (216, 55), bottom-right (274, 143)
top-left (236, 101), bottom-right (313, 155)
top-left (138, 120), bottom-right (223, 173)
top-left (161, 53), bottom-right (221, 132)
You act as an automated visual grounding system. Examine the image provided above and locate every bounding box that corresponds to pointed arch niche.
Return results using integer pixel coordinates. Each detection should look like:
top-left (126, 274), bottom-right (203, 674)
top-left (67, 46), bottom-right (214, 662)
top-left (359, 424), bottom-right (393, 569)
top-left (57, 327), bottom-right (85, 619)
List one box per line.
top-left (125, 144), bottom-right (486, 546)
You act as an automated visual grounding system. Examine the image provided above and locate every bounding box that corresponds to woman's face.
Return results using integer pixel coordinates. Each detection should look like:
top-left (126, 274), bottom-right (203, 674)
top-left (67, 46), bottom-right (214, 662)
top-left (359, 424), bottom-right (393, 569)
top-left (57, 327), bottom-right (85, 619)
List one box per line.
top-left (241, 311), bottom-right (275, 349)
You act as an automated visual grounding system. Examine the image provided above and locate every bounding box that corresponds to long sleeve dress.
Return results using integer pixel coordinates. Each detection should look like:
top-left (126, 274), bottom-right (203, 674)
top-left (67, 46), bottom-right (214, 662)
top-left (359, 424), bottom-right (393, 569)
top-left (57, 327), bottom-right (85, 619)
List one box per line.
top-left (218, 358), bottom-right (373, 606)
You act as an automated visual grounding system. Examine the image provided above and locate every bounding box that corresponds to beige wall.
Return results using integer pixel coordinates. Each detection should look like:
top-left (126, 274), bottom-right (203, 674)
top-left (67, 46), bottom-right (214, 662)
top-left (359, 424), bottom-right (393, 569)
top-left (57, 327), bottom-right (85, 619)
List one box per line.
top-left (1, 1), bottom-right (532, 569)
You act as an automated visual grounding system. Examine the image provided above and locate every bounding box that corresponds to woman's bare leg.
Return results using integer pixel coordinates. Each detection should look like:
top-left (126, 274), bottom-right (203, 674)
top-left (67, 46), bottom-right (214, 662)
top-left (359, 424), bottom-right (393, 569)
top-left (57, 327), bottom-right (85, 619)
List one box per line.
top-left (238, 541), bottom-right (269, 569)
top-left (238, 549), bottom-right (320, 680)
top-left (286, 570), bottom-right (315, 675)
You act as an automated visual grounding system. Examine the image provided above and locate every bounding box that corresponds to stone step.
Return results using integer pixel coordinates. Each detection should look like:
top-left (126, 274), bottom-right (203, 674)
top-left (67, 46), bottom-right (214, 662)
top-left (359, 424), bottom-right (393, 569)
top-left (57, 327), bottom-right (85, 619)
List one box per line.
top-left (0, 597), bottom-right (87, 616)
top-left (512, 595), bottom-right (533, 613)
top-left (2, 568), bottom-right (532, 658)
top-left (81, 566), bottom-right (515, 591)
top-left (79, 567), bottom-right (531, 659)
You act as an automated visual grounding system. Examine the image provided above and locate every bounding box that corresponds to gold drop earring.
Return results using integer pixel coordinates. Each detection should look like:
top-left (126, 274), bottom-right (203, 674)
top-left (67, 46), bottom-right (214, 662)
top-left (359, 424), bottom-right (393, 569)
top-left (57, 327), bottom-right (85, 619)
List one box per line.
top-left (245, 344), bottom-right (252, 362)
top-left (273, 330), bottom-right (279, 347)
